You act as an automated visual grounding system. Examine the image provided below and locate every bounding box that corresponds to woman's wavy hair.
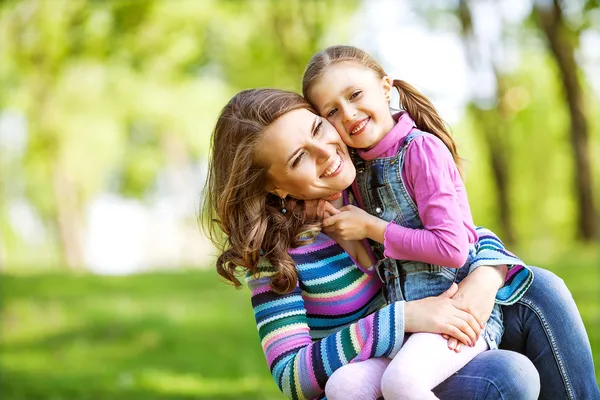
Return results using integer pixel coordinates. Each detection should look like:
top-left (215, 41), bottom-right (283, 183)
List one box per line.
top-left (302, 45), bottom-right (462, 171)
top-left (201, 88), bottom-right (321, 294)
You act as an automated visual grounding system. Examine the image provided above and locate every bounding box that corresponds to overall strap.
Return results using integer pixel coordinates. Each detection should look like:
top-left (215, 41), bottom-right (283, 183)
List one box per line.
top-left (397, 129), bottom-right (427, 170)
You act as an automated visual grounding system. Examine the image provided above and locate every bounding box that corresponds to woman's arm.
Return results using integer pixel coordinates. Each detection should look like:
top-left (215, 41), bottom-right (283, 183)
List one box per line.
top-left (247, 262), bottom-right (404, 400)
top-left (247, 261), bottom-right (480, 399)
top-left (444, 227), bottom-right (534, 351)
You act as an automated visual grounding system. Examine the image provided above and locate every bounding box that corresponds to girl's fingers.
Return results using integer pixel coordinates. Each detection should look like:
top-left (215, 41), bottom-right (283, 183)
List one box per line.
top-left (322, 215), bottom-right (339, 228)
top-left (322, 201), bottom-right (340, 217)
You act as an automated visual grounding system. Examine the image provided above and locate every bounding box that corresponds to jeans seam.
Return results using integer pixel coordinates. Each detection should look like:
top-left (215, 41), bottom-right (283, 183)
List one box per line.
top-left (446, 375), bottom-right (505, 399)
top-left (517, 296), bottom-right (575, 399)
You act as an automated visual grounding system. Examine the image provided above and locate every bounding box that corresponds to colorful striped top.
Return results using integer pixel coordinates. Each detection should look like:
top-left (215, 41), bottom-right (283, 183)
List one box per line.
top-left (246, 227), bottom-right (531, 400)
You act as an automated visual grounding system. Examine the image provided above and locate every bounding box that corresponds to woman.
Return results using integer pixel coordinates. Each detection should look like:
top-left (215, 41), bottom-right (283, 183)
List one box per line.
top-left (203, 88), bottom-right (599, 399)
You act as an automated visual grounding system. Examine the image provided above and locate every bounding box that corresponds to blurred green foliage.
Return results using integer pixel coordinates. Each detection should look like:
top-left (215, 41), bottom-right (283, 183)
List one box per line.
top-left (0, 0), bottom-right (358, 269)
top-left (0, 0), bottom-right (599, 398)
top-left (1, 250), bottom-right (598, 399)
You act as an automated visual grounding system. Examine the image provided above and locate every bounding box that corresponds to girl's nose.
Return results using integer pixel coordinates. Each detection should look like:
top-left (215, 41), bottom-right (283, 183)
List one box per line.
top-left (341, 104), bottom-right (356, 122)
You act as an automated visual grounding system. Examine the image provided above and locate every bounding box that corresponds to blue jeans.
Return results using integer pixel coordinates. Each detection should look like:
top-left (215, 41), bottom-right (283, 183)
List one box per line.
top-left (433, 350), bottom-right (540, 399)
top-left (432, 266), bottom-right (599, 399)
top-left (500, 267), bottom-right (600, 399)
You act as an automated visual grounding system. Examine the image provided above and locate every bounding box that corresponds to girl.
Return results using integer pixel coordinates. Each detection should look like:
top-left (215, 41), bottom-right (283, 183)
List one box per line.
top-left (302, 45), bottom-right (534, 399)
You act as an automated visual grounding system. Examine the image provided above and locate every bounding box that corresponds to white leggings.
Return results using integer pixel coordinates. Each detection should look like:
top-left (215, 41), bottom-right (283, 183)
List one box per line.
top-left (325, 332), bottom-right (488, 400)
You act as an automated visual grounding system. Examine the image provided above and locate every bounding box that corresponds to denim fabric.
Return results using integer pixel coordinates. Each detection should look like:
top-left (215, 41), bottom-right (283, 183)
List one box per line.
top-left (352, 129), bottom-right (504, 349)
top-left (433, 350), bottom-right (540, 399)
top-left (501, 267), bottom-right (600, 399)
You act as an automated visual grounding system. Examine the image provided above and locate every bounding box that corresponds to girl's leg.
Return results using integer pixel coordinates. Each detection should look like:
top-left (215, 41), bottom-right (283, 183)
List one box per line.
top-left (381, 332), bottom-right (488, 399)
top-left (325, 357), bottom-right (390, 400)
top-left (500, 266), bottom-right (600, 399)
top-left (433, 350), bottom-right (540, 399)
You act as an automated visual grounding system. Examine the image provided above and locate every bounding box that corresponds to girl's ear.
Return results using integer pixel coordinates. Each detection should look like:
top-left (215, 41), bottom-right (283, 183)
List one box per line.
top-left (382, 76), bottom-right (393, 102)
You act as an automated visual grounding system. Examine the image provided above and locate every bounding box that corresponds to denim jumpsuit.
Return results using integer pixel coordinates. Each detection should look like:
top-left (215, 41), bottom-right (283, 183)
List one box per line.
top-left (351, 129), bottom-right (504, 349)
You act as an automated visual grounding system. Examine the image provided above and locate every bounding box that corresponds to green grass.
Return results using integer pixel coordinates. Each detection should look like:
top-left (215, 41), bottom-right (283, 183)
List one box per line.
top-left (1, 250), bottom-right (598, 399)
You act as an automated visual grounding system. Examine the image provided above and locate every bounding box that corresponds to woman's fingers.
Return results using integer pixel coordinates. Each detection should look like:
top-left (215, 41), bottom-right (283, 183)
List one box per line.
top-left (447, 315), bottom-right (477, 345)
top-left (442, 324), bottom-right (472, 348)
top-left (446, 336), bottom-right (457, 350)
top-left (454, 308), bottom-right (482, 341)
top-left (440, 282), bottom-right (459, 299)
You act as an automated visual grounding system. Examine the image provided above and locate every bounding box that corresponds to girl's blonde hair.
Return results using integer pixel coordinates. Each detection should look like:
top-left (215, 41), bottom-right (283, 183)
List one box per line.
top-left (202, 89), bottom-right (321, 294)
top-left (302, 45), bottom-right (461, 170)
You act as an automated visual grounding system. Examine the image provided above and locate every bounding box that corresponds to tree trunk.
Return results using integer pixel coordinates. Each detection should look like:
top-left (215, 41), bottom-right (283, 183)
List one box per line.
top-left (52, 160), bottom-right (84, 271)
top-left (534, 0), bottom-right (597, 240)
top-left (458, 0), bottom-right (516, 244)
top-left (474, 109), bottom-right (515, 245)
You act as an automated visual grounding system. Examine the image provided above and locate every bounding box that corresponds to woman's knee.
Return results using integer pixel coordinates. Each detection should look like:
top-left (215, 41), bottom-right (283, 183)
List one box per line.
top-left (525, 266), bottom-right (571, 301)
top-left (481, 351), bottom-right (540, 399)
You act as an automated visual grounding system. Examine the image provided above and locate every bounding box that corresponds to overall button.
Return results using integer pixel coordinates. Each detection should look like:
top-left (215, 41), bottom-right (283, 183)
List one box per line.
top-left (375, 207), bottom-right (382, 214)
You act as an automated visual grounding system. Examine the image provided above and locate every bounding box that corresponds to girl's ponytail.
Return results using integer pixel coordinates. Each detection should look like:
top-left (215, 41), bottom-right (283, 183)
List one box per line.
top-left (393, 79), bottom-right (462, 174)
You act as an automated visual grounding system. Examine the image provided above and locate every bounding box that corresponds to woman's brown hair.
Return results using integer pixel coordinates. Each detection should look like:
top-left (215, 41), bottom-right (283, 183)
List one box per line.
top-left (201, 88), bottom-right (320, 294)
top-left (302, 45), bottom-right (461, 170)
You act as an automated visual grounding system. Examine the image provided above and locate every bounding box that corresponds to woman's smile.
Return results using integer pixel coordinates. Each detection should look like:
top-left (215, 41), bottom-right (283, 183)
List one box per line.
top-left (321, 151), bottom-right (344, 178)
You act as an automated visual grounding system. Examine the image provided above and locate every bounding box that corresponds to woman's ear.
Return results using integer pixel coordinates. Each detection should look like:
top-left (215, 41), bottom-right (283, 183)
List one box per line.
top-left (269, 187), bottom-right (288, 199)
top-left (382, 76), bottom-right (393, 102)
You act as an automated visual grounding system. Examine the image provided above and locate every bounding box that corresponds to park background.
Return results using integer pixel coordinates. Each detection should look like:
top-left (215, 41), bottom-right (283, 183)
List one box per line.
top-left (0, 0), bottom-right (599, 398)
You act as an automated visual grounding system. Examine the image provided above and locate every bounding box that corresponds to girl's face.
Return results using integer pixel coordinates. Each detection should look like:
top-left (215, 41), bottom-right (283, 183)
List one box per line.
top-left (308, 61), bottom-right (395, 150)
top-left (255, 108), bottom-right (356, 200)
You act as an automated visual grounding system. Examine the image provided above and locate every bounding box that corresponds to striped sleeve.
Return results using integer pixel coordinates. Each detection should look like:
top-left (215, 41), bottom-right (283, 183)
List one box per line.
top-left (470, 226), bottom-right (534, 305)
top-left (246, 261), bottom-right (405, 400)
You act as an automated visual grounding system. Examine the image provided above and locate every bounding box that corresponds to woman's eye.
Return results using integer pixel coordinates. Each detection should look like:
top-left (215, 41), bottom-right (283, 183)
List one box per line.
top-left (313, 121), bottom-right (323, 136)
top-left (326, 109), bottom-right (337, 118)
top-left (291, 152), bottom-right (304, 168)
top-left (350, 91), bottom-right (361, 100)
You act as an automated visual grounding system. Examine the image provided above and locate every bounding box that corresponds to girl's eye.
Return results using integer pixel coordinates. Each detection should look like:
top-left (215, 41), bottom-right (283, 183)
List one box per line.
top-left (350, 90), bottom-right (361, 100)
top-left (326, 109), bottom-right (337, 118)
top-left (291, 152), bottom-right (305, 168)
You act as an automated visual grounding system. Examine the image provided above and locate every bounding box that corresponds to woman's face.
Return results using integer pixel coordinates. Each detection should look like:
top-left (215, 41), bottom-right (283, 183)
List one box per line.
top-left (255, 108), bottom-right (356, 200)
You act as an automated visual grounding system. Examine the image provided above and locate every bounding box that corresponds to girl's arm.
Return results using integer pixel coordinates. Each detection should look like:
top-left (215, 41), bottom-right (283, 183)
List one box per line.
top-left (247, 259), bottom-right (480, 400)
top-left (381, 134), bottom-right (473, 267)
top-left (323, 135), bottom-right (472, 268)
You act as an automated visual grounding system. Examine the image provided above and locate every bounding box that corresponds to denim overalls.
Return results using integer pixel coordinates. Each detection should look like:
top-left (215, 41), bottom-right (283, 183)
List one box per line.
top-left (351, 129), bottom-right (503, 349)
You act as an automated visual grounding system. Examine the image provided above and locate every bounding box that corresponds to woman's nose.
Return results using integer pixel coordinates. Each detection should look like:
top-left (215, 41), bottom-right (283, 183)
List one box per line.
top-left (314, 143), bottom-right (334, 163)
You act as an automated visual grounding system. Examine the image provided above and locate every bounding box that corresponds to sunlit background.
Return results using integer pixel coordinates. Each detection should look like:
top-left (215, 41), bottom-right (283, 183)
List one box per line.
top-left (1, 0), bottom-right (598, 398)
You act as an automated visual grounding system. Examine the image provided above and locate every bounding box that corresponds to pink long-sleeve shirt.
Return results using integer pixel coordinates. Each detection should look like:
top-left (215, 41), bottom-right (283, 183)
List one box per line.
top-left (357, 112), bottom-right (478, 268)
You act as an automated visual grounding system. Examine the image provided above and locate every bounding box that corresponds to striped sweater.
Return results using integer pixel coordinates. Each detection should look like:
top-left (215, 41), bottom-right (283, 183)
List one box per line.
top-left (246, 228), bottom-right (531, 400)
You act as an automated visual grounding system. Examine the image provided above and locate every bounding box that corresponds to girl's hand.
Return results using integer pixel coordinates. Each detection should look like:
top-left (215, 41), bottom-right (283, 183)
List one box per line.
top-left (404, 283), bottom-right (481, 347)
top-left (322, 204), bottom-right (387, 241)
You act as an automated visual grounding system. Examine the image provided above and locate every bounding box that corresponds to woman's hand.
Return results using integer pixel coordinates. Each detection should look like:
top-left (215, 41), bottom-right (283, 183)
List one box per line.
top-left (404, 283), bottom-right (481, 347)
top-left (322, 204), bottom-right (388, 241)
top-left (442, 265), bottom-right (508, 352)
